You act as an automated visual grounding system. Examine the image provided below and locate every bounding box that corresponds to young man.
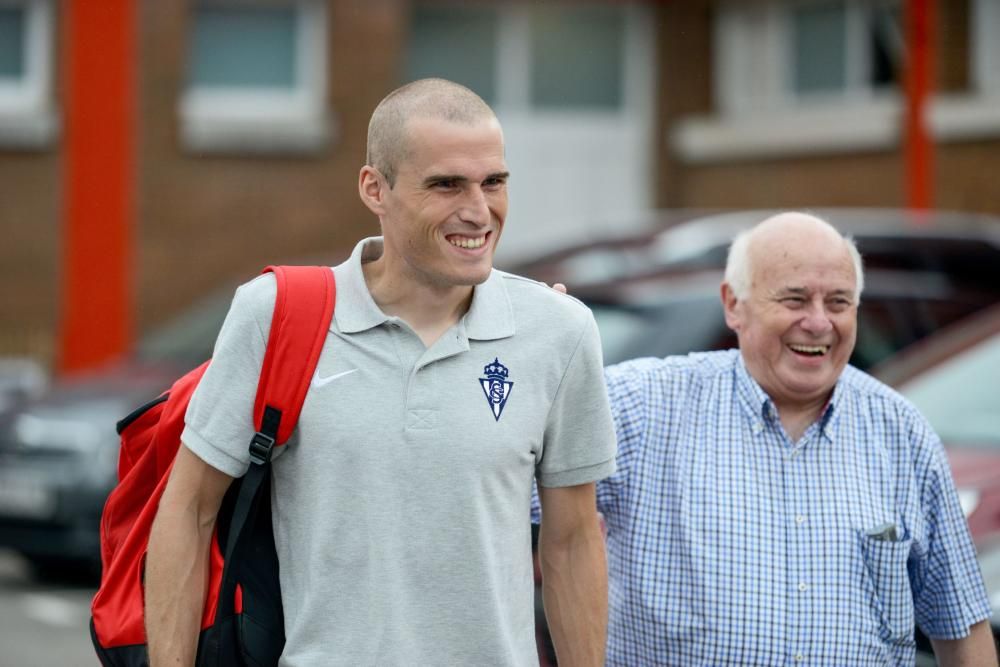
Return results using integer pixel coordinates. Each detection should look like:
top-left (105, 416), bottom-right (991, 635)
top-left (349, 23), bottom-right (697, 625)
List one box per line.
top-left (594, 213), bottom-right (995, 665)
top-left (144, 79), bottom-right (616, 666)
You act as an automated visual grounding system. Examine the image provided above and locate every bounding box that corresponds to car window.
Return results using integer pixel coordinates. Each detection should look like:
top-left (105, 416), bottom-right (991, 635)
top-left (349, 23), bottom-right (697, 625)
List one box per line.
top-left (135, 291), bottom-right (233, 367)
top-left (899, 334), bottom-right (1000, 448)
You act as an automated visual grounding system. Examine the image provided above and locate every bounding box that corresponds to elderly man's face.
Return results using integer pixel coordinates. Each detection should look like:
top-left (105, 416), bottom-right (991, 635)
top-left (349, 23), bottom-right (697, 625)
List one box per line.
top-left (723, 224), bottom-right (858, 414)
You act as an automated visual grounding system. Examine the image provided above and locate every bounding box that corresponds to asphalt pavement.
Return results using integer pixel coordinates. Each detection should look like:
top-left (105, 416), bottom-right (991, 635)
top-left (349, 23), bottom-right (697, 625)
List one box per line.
top-left (0, 549), bottom-right (96, 667)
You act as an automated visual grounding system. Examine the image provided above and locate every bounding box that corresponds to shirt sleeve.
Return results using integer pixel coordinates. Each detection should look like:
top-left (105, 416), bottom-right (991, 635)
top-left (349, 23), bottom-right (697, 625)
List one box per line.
top-left (596, 359), bottom-right (653, 517)
top-left (535, 312), bottom-right (617, 488)
top-left (181, 274), bottom-right (276, 477)
top-left (909, 414), bottom-right (992, 639)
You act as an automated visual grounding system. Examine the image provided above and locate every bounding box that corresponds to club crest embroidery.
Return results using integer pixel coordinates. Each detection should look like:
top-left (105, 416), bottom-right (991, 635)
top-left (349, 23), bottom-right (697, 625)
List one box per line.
top-left (480, 358), bottom-right (513, 422)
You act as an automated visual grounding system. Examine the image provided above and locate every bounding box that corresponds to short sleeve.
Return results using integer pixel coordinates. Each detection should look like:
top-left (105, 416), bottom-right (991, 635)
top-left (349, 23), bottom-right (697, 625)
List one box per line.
top-left (910, 420), bottom-right (992, 638)
top-left (535, 313), bottom-right (616, 488)
top-left (182, 274), bottom-right (276, 477)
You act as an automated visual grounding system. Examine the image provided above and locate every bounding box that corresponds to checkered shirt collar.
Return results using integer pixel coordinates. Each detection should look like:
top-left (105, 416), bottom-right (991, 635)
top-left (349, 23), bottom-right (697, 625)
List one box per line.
top-left (733, 351), bottom-right (843, 443)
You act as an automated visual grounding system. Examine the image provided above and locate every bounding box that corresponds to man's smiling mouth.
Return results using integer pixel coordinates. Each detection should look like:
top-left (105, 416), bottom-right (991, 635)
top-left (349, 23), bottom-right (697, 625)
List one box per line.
top-left (447, 233), bottom-right (488, 249)
top-left (788, 343), bottom-right (830, 357)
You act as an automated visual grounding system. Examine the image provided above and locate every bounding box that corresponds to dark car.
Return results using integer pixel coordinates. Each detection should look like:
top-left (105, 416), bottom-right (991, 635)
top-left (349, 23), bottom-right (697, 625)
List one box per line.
top-left (507, 208), bottom-right (1000, 371)
top-left (0, 288), bottom-right (234, 576)
top-left (510, 208), bottom-right (1000, 292)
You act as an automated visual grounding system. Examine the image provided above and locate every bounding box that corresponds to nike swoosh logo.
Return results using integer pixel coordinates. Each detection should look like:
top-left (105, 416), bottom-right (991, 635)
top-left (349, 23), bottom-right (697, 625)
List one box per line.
top-left (311, 368), bottom-right (358, 388)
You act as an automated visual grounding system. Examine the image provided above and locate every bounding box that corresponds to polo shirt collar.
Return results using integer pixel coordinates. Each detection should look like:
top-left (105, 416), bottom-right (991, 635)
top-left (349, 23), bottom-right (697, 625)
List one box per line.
top-left (734, 351), bottom-right (842, 442)
top-left (463, 269), bottom-right (515, 341)
top-left (333, 237), bottom-right (515, 340)
top-left (333, 237), bottom-right (393, 334)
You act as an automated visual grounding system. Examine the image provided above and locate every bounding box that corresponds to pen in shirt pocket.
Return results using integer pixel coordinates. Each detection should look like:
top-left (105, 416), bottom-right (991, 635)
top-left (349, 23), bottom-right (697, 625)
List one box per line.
top-left (865, 522), bottom-right (899, 542)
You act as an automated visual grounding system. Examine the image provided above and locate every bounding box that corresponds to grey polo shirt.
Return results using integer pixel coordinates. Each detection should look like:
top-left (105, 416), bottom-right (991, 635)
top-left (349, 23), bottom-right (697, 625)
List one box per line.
top-left (183, 237), bottom-right (616, 667)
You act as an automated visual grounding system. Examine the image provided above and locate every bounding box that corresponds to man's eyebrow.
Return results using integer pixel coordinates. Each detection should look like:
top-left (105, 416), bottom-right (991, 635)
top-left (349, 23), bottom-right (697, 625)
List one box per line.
top-left (776, 286), bottom-right (856, 298)
top-left (422, 174), bottom-right (469, 187)
top-left (421, 171), bottom-right (510, 187)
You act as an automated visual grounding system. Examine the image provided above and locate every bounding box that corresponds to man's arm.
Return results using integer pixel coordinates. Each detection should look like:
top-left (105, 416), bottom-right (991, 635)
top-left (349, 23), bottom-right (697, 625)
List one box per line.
top-left (931, 620), bottom-right (998, 667)
top-left (145, 444), bottom-right (234, 666)
top-left (537, 482), bottom-right (607, 667)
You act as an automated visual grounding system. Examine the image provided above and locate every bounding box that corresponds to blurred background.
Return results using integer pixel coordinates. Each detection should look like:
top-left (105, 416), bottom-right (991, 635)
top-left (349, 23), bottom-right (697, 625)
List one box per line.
top-left (0, 0), bottom-right (999, 664)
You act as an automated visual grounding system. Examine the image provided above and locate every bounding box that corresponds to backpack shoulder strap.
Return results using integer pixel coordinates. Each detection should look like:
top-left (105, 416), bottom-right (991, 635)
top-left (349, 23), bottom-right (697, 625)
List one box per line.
top-left (252, 265), bottom-right (336, 452)
top-left (214, 265), bottom-right (336, 627)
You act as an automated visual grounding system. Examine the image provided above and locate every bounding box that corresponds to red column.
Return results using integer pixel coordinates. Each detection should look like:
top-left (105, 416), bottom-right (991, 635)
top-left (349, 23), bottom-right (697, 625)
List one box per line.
top-left (904, 0), bottom-right (934, 211)
top-left (58, 0), bottom-right (135, 374)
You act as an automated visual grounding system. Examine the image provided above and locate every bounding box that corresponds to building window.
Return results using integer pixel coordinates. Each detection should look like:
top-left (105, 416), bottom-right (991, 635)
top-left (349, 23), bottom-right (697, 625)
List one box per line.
top-left (972, 0), bottom-right (1000, 94)
top-left (529, 5), bottom-right (624, 110)
top-left (790, 1), bottom-right (849, 94)
top-left (179, 0), bottom-right (331, 154)
top-left (0, 0), bottom-right (56, 148)
top-left (675, 0), bottom-right (1000, 162)
top-left (716, 0), bottom-right (902, 113)
top-left (405, 3), bottom-right (626, 113)
top-left (407, 6), bottom-right (498, 104)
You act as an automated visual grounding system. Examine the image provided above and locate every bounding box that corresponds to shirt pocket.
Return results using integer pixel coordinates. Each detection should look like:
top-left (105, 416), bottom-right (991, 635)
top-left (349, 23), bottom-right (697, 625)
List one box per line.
top-left (857, 531), bottom-right (915, 644)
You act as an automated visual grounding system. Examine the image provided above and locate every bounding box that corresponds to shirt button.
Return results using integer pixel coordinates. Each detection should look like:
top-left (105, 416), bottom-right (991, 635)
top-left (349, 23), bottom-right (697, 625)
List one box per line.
top-left (798, 582), bottom-right (808, 592)
top-left (753, 423), bottom-right (763, 434)
top-left (795, 653), bottom-right (805, 662)
top-left (795, 515), bottom-right (806, 525)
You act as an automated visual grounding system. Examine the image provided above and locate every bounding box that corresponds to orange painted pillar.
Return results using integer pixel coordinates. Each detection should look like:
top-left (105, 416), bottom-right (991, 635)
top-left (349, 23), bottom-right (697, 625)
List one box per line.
top-left (58, 0), bottom-right (135, 374)
top-left (904, 0), bottom-right (934, 211)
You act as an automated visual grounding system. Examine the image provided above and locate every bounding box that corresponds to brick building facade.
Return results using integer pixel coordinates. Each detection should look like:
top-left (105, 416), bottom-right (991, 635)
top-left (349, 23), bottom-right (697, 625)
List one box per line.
top-left (1, 0), bottom-right (998, 370)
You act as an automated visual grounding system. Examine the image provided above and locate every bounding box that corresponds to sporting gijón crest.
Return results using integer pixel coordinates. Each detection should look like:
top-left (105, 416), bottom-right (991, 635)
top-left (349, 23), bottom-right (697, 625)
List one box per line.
top-left (480, 358), bottom-right (513, 421)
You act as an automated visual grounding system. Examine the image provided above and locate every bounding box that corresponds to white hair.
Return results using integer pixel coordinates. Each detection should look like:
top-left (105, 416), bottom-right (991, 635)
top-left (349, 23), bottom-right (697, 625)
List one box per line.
top-left (724, 216), bottom-right (865, 301)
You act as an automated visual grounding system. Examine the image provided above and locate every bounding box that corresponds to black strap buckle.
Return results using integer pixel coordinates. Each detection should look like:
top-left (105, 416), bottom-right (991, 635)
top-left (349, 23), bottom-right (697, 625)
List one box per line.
top-left (248, 431), bottom-right (276, 465)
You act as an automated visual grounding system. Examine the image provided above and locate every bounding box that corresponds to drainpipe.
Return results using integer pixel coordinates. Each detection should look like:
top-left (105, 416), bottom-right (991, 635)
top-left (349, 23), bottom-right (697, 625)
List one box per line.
top-left (58, 0), bottom-right (135, 374)
top-left (904, 0), bottom-right (933, 212)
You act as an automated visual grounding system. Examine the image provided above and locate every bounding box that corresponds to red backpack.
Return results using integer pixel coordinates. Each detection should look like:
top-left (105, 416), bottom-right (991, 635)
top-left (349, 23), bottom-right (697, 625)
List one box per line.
top-left (90, 265), bottom-right (336, 666)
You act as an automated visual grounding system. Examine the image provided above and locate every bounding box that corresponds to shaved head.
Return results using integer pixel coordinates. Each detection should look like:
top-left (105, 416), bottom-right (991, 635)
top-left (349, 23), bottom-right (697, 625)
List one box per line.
top-left (366, 78), bottom-right (498, 187)
top-left (725, 212), bottom-right (864, 301)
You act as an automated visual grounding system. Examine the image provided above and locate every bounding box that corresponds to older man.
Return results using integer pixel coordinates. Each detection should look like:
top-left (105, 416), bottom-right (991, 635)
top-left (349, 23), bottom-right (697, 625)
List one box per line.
top-left (594, 213), bottom-right (995, 665)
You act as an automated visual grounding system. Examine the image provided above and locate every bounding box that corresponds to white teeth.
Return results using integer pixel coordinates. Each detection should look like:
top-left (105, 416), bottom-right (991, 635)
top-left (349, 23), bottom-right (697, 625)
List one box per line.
top-left (449, 236), bottom-right (485, 249)
top-left (789, 344), bottom-right (829, 355)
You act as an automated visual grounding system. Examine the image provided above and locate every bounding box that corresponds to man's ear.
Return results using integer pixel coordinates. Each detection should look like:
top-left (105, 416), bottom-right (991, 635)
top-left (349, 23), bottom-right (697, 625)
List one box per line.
top-left (358, 165), bottom-right (387, 216)
top-left (721, 282), bottom-right (741, 332)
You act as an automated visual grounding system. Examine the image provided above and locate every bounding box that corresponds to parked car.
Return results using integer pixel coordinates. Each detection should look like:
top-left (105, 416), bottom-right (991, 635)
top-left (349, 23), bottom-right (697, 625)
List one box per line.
top-left (0, 357), bottom-right (48, 414)
top-left (509, 208), bottom-right (1000, 292)
top-left (870, 303), bottom-right (1000, 656)
top-left (872, 303), bottom-right (1000, 547)
top-left (0, 288), bottom-right (234, 576)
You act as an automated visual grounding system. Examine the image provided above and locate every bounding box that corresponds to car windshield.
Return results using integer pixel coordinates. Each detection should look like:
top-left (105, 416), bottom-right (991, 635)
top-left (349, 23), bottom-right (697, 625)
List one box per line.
top-left (899, 334), bottom-right (1000, 448)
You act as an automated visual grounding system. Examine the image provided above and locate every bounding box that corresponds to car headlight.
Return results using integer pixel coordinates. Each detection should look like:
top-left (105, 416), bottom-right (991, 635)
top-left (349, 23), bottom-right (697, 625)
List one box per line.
top-left (958, 488), bottom-right (981, 518)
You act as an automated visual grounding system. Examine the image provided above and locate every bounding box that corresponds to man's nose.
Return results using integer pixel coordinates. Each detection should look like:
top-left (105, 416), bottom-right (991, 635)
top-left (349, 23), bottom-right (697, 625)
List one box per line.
top-left (459, 186), bottom-right (490, 225)
top-left (800, 301), bottom-right (834, 334)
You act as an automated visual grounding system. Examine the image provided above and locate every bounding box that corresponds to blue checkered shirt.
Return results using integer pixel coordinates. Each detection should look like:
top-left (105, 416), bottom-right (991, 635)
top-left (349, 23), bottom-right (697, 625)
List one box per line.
top-left (555, 350), bottom-right (989, 666)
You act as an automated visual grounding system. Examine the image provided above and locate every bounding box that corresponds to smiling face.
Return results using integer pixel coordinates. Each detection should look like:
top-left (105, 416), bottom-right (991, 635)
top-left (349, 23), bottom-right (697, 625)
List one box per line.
top-left (723, 216), bottom-right (859, 414)
top-left (365, 115), bottom-right (508, 290)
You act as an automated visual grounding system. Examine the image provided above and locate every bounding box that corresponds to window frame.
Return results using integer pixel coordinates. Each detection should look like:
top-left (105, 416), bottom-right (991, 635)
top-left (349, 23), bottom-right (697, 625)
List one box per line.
top-left (674, 0), bottom-right (1000, 163)
top-left (0, 0), bottom-right (56, 149)
top-left (178, 0), bottom-right (331, 155)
